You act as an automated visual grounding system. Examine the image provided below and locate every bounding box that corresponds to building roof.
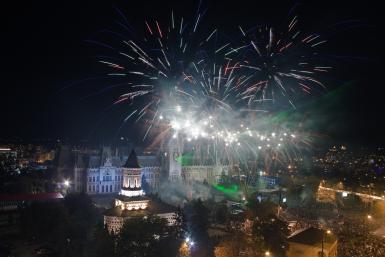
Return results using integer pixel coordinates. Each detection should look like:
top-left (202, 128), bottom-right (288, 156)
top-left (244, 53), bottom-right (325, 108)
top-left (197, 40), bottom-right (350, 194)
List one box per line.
top-left (88, 156), bottom-right (101, 168)
top-left (138, 155), bottom-right (160, 167)
top-left (0, 192), bottom-right (64, 202)
top-left (288, 227), bottom-right (337, 247)
top-left (115, 194), bottom-right (150, 202)
top-left (123, 150), bottom-right (141, 168)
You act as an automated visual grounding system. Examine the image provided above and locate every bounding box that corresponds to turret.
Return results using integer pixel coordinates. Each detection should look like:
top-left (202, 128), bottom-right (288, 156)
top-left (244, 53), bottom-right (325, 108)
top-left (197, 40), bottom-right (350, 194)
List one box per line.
top-left (120, 150), bottom-right (144, 197)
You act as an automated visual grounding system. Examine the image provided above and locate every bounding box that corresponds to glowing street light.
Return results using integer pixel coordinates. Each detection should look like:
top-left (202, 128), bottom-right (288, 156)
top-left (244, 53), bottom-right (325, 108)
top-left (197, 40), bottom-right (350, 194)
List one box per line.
top-left (367, 215), bottom-right (372, 220)
top-left (321, 229), bottom-right (332, 256)
top-left (64, 180), bottom-right (70, 187)
top-left (185, 237), bottom-right (194, 248)
top-left (265, 251), bottom-right (270, 256)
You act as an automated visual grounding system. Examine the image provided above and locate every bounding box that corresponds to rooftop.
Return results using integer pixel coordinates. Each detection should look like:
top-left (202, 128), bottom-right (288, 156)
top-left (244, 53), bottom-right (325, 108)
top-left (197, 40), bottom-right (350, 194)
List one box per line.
top-left (105, 199), bottom-right (176, 218)
top-left (115, 194), bottom-right (150, 202)
top-left (123, 150), bottom-right (141, 169)
top-left (0, 192), bottom-right (64, 202)
top-left (288, 227), bottom-right (337, 247)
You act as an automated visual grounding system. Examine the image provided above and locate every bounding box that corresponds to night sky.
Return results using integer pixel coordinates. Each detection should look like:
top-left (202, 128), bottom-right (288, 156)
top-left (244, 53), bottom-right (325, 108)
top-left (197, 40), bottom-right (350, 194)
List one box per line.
top-left (1, 0), bottom-right (384, 146)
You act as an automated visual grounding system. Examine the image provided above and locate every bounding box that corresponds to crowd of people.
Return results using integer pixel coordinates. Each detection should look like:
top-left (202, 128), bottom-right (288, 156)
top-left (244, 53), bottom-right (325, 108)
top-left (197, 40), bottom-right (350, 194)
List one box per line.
top-left (338, 233), bottom-right (385, 257)
top-left (332, 216), bottom-right (385, 257)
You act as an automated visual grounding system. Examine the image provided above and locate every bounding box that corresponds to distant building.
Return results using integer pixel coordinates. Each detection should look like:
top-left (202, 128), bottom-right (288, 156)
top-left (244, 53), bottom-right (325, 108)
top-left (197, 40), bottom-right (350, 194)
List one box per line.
top-left (259, 175), bottom-right (280, 187)
top-left (286, 227), bottom-right (337, 257)
top-left (56, 145), bottom-right (74, 181)
top-left (0, 192), bottom-right (64, 211)
top-left (104, 151), bottom-right (176, 233)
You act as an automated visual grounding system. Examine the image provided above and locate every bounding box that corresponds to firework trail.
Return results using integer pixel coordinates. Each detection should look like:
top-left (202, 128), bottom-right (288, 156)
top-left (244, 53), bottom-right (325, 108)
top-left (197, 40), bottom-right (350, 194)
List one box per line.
top-left (229, 16), bottom-right (331, 108)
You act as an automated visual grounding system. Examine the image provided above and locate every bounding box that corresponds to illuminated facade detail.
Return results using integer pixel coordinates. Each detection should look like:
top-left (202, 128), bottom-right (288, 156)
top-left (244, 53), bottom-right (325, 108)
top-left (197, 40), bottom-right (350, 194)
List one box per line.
top-left (86, 158), bottom-right (122, 194)
top-left (182, 165), bottom-right (229, 184)
top-left (167, 140), bottom-right (229, 184)
top-left (168, 142), bottom-right (182, 182)
top-left (115, 199), bottom-right (148, 210)
top-left (120, 167), bottom-right (145, 197)
top-left (75, 148), bottom-right (161, 194)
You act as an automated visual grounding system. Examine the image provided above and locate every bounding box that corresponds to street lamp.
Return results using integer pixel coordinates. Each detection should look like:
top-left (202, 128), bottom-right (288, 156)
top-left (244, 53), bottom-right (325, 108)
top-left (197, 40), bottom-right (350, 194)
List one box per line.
top-left (185, 237), bottom-right (194, 248)
top-left (265, 251), bottom-right (270, 256)
top-left (321, 229), bottom-right (331, 257)
top-left (63, 179), bottom-right (70, 194)
top-left (367, 214), bottom-right (372, 220)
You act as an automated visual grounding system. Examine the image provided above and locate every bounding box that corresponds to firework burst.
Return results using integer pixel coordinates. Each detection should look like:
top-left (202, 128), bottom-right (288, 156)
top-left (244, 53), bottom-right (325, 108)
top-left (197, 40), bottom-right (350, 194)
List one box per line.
top-left (229, 16), bottom-right (331, 108)
top-left (94, 7), bottom-right (332, 170)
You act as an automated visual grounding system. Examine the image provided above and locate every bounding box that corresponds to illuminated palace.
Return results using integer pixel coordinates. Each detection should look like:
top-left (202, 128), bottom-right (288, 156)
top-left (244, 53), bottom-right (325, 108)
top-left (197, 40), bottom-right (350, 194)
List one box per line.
top-left (68, 140), bottom-right (228, 195)
top-left (70, 147), bottom-right (161, 194)
top-left (104, 150), bottom-right (176, 233)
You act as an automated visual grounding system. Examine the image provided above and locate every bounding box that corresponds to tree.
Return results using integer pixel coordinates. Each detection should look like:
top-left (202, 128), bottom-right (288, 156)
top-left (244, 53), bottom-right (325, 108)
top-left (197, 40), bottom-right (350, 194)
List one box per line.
top-left (214, 233), bottom-right (243, 257)
top-left (89, 223), bottom-right (115, 257)
top-left (214, 229), bottom-right (265, 257)
top-left (213, 203), bottom-right (228, 224)
top-left (175, 205), bottom-right (188, 238)
top-left (116, 216), bottom-right (174, 257)
top-left (178, 242), bottom-right (190, 257)
top-left (244, 200), bottom-right (289, 256)
top-left (185, 199), bottom-right (213, 257)
top-left (246, 199), bottom-right (277, 220)
top-left (253, 217), bottom-right (289, 257)
top-left (20, 193), bottom-right (102, 257)
top-left (20, 201), bottom-right (70, 253)
top-left (63, 193), bottom-right (100, 257)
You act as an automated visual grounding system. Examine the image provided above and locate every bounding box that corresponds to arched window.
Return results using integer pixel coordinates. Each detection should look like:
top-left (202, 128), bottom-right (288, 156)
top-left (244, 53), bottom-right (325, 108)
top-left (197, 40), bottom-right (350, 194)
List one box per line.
top-left (110, 185), bottom-right (112, 192)
top-left (102, 185), bottom-right (104, 193)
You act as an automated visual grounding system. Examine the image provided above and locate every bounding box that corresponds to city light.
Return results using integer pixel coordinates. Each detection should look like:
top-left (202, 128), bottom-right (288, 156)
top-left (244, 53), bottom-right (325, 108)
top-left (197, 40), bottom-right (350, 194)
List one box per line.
top-left (265, 251), bottom-right (270, 256)
top-left (64, 180), bottom-right (70, 187)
